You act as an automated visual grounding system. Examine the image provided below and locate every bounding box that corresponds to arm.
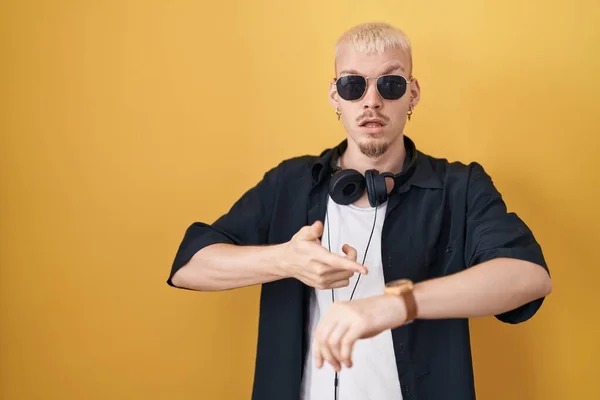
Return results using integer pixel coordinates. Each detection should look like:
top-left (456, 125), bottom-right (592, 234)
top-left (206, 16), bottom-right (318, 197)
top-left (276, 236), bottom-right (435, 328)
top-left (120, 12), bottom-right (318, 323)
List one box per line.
top-left (312, 162), bottom-right (552, 371)
top-left (170, 243), bottom-right (287, 291)
top-left (172, 223), bottom-right (367, 292)
top-left (411, 257), bottom-right (551, 320)
top-left (167, 166), bottom-right (280, 290)
top-left (412, 162), bottom-right (551, 321)
top-left (168, 161), bottom-right (367, 291)
top-left (311, 258), bottom-right (551, 371)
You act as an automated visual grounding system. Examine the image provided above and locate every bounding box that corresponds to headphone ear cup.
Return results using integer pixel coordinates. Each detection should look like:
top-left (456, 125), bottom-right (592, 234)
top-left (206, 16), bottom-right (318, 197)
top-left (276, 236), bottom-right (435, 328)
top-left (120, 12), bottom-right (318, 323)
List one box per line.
top-left (365, 169), bottom-right (378, 207)
top-left (365, 169), bottom-right (389, 207)
top-left (374, 173), bottom-right (389, 206)
top-left (329, 169), bottom-right (365, 205)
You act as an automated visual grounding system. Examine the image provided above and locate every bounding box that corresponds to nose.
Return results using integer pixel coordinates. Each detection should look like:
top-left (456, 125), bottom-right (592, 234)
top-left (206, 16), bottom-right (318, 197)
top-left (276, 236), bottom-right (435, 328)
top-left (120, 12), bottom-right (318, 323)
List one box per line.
top-left (362, 78), bottom-right (382, 110)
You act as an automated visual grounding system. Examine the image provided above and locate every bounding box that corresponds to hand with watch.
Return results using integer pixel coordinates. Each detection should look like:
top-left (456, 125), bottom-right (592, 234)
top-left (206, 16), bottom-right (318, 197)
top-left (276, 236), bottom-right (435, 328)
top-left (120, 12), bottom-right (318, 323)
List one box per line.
top-left (312, 278), bottom-right (418, 372)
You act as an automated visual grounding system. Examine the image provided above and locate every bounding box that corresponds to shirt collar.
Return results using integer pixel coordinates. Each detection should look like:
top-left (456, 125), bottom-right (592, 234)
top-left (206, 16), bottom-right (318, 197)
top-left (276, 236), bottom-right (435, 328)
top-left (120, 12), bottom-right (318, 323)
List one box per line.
top-left (311, 135), bottom-right (443, 191)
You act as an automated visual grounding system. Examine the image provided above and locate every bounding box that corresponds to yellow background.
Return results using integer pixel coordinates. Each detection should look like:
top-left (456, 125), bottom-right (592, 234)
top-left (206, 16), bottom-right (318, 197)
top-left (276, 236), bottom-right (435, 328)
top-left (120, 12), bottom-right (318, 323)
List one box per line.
top-left (1, 1), bottom-right (599, 399)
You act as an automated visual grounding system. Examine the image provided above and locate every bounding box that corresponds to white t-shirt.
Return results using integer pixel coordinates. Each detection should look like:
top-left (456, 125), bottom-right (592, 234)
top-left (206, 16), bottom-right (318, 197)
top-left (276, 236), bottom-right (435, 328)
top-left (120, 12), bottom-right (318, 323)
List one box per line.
top-left (300, 196), bottom-right (403, 400)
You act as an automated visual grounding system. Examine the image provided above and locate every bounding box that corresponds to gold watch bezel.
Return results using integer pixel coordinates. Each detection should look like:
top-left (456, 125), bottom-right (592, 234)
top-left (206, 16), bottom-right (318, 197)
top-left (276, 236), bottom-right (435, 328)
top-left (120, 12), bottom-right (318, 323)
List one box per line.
top-left (384, 279), bottom-right (414, 294)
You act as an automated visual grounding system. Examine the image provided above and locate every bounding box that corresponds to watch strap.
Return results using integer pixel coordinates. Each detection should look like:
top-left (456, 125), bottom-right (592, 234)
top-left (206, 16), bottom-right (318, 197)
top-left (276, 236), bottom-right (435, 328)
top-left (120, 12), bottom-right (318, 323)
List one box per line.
top-left (401, 289), bottom-right (417, 322)
top-left (385, 279), bottom-right (418, 323)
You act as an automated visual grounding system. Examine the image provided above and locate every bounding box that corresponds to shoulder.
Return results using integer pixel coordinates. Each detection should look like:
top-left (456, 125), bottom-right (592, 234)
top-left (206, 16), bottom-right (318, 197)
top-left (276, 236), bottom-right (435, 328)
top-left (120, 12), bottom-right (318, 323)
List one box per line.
top-left (419, 151), bottom-right (492, 187)
top-left (266, 144), bottom-right (335, 181)
top-left (275, 154), bottom-right (319, 177)
top-left (422, 151), bottom-right (483, 174)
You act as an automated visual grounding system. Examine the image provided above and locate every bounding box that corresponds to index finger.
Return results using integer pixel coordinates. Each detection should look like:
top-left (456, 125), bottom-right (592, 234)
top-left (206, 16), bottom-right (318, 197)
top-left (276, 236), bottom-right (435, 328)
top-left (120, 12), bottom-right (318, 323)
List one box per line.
top-left (319, 248), bottom-right (368, 274)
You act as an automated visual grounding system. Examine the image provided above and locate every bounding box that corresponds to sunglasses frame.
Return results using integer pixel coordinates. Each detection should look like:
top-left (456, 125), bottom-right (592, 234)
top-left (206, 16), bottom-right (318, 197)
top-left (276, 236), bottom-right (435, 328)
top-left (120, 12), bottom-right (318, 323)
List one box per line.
top-left (334, 74), bottom-right (414, 101)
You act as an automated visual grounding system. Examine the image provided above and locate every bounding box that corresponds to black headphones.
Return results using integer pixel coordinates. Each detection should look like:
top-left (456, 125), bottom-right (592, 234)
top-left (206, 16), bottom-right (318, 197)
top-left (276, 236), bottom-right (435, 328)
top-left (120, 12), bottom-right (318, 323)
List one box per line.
top-left (327, 137), bottom-right (418, 207)
top-left (329, 168), bottom-right (395, 208)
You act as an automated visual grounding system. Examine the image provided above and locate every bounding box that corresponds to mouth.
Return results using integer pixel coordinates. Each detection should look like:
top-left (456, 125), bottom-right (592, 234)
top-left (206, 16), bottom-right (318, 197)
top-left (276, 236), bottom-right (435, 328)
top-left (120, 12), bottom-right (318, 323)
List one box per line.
top-left (359, 118), bottom-right (386, 128)
top-left (359, 118), bottom-right (386, 133)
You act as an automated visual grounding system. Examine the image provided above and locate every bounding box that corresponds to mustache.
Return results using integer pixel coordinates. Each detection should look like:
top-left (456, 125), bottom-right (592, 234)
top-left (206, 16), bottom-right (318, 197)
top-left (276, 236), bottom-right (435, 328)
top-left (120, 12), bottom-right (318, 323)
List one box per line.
top-left (356, 111), bottom-right (389, 124)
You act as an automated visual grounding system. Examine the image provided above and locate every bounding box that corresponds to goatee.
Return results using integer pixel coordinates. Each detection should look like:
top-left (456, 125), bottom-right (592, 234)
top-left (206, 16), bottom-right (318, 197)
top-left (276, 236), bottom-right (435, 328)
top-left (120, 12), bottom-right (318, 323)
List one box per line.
top-left (358, 141), bottom-right (389, 158)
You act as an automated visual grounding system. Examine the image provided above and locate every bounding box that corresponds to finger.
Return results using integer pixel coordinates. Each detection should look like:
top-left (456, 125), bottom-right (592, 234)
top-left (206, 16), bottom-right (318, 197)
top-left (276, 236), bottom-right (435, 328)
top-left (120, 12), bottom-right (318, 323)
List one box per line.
top-left (313, 329), bottom-right (326, 369)
top-left (312, 321), bottom-right (325, 368)
top-left (319, 338), bottom-right (340, 372)
top-left (307, 270), bottom-right (350, 289)
top-left (316, 245), bottom-right (361, 270)
top-left (340, 327), bottom-right (361, 368)
top-left (325, 269), bottom-right (355, 280)
top-left (321, 251), bottom-right (368, 274)
top-left (342, 244), bottom-right (357, 262)
top-left (313, 343), bottom-right (324, 369)
top-left (305, 261), bottom-right (337, 289)
top-left (314, 321), bottom-right (340, 372)
top-left (310, 264), bottom-right (353, 289)
top-left (310, 254), bottom-right (355, 279)
top-left (329, 279), bottom-right (350, 289)
top-left (326, 323), bottom-right (350, 371)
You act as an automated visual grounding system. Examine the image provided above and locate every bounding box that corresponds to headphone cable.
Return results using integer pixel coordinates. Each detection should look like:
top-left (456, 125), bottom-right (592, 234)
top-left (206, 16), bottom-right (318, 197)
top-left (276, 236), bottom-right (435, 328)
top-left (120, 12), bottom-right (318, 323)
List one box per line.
top-left (326, 199), bottom-right (379, 400)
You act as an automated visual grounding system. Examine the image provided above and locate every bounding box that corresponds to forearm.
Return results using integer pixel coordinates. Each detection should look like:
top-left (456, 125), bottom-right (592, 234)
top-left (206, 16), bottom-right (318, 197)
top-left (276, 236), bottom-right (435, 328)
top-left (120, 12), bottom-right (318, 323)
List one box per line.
top-left (170, 243), bottom-right (286, 291)
top-left (372, 258), bottom-right (552, 331)
top-left (312, 259), bottom-right (552, 371)
top-left (412, 258), bottom-right (552, 320)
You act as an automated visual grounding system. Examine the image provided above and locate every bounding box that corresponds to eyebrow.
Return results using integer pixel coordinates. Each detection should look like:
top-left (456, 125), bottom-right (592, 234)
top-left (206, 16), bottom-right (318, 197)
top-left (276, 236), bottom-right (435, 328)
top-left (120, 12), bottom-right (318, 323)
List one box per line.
top-left (339, 63), bottom-right (406, 77)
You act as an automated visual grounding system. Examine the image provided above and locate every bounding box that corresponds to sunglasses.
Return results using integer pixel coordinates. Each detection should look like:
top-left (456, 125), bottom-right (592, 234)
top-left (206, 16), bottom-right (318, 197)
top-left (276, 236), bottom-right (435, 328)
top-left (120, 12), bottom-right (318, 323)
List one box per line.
top-left (335, 74), bottom-right (412, 101)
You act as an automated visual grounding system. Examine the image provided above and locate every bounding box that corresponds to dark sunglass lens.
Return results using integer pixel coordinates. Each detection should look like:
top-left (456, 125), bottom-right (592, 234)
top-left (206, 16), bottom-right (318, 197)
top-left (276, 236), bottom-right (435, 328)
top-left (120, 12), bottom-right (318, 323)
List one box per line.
top-left (336, 76), bottom-right (366, 101)
top-left (377, 75), bottom-right (407, 100)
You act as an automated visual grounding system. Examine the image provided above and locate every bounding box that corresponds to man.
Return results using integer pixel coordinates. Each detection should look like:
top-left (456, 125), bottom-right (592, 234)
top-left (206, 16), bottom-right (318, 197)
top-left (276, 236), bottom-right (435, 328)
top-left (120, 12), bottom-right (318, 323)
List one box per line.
top-left (167, 22), bottom-right (552, 400)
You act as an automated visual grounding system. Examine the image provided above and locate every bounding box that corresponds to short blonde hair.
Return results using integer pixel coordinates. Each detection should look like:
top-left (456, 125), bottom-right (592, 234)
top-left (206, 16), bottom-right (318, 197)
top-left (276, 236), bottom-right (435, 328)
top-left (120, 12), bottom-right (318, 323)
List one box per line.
top-left (334, 22), bottom-right (413, 74)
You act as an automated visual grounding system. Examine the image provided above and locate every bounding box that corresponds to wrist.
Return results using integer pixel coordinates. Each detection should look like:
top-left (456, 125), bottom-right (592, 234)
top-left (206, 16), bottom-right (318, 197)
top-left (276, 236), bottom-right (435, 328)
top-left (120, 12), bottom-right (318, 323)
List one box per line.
top-left (387, 294), bottom-right (409, 328)
top-left (271, 243), bottom-right (292, 278)
top-left (371, 294), bottom-right (408, 331)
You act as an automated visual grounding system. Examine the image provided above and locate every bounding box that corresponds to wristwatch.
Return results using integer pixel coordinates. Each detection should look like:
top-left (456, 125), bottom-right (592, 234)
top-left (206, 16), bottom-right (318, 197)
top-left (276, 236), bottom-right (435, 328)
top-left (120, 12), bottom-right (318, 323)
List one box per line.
top-left (384, 279), bottom-right (418, 323)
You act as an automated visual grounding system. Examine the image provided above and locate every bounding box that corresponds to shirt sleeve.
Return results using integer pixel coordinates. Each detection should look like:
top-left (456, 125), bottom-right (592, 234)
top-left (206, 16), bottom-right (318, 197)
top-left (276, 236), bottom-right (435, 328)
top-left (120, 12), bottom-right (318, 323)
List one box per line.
top-left (464, 162), bottom-right (550, 324)
top-left (166, 165), bottom-right (280, 287)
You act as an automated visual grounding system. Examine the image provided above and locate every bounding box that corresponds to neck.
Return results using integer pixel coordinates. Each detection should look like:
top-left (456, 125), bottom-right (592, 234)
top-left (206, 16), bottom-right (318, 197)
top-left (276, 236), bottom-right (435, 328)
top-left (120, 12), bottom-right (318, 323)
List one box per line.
top-left (340, 134), bottom-right (407, 175)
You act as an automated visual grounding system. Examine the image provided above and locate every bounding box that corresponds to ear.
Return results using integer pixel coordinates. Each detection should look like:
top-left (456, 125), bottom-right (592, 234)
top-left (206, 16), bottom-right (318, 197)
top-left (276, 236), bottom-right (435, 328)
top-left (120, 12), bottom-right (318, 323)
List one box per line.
top-left (409, 77), bottom-right (421, 108)
top-left (328, 78), bottom-right (339, 110)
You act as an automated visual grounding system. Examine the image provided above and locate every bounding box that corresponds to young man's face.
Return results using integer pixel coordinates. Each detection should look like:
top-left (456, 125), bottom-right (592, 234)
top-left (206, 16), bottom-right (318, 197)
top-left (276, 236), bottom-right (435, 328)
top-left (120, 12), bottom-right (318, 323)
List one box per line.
top-left (330, 44), bottom-right (420, 158)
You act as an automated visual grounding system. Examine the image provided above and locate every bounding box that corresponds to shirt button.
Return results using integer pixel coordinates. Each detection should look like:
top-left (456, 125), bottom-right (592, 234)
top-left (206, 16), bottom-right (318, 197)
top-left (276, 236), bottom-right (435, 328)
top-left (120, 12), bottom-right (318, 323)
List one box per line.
top-left (402, 384), bottom-right (411, 396)
top-left (445, 246), bottom-right (452, 253)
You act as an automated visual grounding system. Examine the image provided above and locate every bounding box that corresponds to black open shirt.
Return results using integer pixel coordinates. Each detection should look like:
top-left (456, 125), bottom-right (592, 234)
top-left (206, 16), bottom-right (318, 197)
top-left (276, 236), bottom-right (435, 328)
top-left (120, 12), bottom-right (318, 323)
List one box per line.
top-left (168, 136), bottom-right (549, 400)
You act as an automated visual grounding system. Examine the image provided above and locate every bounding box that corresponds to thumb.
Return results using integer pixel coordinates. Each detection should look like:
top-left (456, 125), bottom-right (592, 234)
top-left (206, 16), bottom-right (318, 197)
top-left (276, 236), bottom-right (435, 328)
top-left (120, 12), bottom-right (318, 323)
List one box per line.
top-left (296, 221), bottom-right (323, 241)
top-left (310, 220), bottom-right (324, 238)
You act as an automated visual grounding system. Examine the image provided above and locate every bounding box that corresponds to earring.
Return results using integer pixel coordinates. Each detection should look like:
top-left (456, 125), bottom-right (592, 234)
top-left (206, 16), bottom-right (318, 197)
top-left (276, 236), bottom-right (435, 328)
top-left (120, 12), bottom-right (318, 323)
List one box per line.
top-left (407, 104), bottom-right (413, 121)
top-left (336, 108), bottom-right (342, 121)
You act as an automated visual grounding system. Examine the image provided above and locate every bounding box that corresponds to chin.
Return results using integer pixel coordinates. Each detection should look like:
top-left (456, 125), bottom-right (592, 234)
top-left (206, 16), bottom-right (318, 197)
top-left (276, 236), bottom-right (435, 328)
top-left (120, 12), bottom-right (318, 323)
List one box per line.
top-left (358, 137), bottom-right (390, 159)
